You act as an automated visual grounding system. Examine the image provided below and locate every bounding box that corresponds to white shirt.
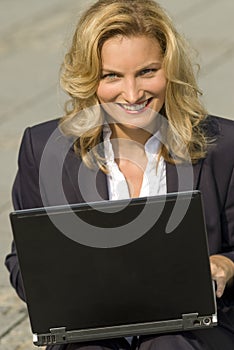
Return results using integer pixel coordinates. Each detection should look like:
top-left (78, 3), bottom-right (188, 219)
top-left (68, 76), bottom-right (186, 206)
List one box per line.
top-left (103, 124), bottom-right (167, 200)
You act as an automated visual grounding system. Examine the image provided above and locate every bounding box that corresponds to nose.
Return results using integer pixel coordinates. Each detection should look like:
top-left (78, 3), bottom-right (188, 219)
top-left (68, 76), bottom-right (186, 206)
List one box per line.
top-left (121, 77), bottom-right (144, 104)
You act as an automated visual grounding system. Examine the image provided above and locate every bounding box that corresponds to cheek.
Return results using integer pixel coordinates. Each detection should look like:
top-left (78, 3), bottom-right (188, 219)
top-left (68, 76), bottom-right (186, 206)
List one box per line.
top-left (148, 71), bottom-right (167, 95)
top-left (96, 83), bottom-right (117, 102)
top-left (158, 75), bottom-right (167, 95)
top-left (147, 77), bottom-right (167, 95)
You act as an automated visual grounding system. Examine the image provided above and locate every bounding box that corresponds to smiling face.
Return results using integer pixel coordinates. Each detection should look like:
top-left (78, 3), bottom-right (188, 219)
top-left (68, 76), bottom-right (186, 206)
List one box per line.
top-left (96, 35), bottom-right (167, 141)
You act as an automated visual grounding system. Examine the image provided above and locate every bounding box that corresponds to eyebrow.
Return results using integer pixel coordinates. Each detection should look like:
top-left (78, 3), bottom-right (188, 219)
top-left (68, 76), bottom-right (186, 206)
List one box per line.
top-left (101, 62), bottom-right (162, 75)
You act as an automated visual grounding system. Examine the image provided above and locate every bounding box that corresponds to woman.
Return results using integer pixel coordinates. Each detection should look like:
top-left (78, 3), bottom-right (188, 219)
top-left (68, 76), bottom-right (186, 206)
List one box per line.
top-left (5, 0), bottom-right (234, 349)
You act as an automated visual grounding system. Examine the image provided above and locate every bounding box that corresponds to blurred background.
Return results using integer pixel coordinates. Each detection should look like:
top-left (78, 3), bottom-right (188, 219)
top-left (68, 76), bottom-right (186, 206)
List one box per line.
top-left (0, 0), bottom-right (233, 349)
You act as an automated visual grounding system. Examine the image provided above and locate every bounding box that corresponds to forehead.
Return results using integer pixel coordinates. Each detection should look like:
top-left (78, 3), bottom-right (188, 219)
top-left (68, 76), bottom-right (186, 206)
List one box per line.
top-left (100, 35), bottom-right (163, 69)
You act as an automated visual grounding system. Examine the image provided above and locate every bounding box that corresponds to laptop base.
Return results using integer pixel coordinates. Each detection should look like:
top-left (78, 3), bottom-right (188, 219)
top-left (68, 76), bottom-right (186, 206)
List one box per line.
top-left (33, 313), bottom-right (217, 346)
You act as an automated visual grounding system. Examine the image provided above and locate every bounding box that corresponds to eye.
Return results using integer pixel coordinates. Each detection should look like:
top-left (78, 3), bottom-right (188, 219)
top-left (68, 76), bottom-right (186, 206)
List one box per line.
top-left (139, 68), bottom-right (157, 77)
top-left (101, 73), bottom-right (119, 80)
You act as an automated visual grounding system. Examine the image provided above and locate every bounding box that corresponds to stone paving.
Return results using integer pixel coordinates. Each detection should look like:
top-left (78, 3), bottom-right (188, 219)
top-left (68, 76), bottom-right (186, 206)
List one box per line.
top-left (0, 0), bottom-right (233, 349)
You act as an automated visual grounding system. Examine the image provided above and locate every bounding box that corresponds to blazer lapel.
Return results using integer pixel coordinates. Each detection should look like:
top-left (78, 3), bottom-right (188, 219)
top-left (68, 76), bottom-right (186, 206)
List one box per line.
top-left (166, 159), bottom-right (204, 193)
top-left (63, 149), bottom-right (109, 204)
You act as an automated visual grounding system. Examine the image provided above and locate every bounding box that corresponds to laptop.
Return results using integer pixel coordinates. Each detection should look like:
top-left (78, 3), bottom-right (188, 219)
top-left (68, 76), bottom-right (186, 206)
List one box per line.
top-left (10, 190), bottom-right (217, 347)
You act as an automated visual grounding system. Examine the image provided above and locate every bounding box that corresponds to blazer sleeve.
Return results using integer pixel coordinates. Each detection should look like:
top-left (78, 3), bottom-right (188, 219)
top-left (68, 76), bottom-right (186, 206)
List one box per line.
top-left (221, 166), bottom-right (234, 262)
top-left (5, 127), bottom-right (43, 302)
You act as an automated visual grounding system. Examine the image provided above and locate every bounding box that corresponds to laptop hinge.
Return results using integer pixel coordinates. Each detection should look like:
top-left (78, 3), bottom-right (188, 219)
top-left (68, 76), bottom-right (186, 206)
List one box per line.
top-left (182, 313), bottom-right (199, 328)
top-left (182, 312), bottom-right (216, 329)
top-left (50, 327), bottom-right (67, 343)
top-left (33, 327), bottom-right (67, 346)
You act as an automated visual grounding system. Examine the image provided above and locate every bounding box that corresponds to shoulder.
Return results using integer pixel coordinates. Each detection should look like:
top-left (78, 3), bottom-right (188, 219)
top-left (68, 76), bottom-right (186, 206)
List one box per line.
top-left (206, 115), bottom-right (234, 147)
top-left (28, 118), bottom-right (60, 142)
top-left (19, 118), bottom-right (62, 165)
top-left (204, 115), bottom-right (234, 166)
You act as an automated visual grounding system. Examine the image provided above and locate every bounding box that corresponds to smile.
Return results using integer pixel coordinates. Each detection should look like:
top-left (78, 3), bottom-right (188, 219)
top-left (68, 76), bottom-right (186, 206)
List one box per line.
top-left (118, 98), bottom-right (153, 112)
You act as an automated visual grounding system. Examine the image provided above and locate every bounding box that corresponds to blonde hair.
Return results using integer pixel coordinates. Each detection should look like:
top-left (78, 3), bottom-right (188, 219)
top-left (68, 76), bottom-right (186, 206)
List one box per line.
top-left (60, 0), bottom-right (209, 169)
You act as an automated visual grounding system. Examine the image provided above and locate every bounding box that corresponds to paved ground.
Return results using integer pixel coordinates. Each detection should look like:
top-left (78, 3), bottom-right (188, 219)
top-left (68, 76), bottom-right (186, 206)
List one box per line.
top-left (0, 0), bottom-right (233, 349)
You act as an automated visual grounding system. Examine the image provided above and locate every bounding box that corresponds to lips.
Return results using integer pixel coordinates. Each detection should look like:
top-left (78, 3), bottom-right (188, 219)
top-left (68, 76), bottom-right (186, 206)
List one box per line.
top-left (117, 98), bottom-right (153, 113)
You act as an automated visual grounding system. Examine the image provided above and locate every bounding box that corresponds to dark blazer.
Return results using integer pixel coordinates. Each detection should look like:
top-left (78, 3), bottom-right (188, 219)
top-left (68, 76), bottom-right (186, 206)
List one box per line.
top-left (5, 115), bottom-right (234, 334)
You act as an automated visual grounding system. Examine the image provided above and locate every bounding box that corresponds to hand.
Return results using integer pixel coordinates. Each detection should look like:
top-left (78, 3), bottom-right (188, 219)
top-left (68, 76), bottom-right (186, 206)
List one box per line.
top-left (210, 255), bottom-right (234, 298)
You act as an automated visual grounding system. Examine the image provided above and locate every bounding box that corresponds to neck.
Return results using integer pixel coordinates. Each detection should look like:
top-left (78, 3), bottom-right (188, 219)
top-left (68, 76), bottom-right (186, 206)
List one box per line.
top-left (108, 124), bottom-right (150, 165)
top-left (109, 123), bottom-right (153, 145)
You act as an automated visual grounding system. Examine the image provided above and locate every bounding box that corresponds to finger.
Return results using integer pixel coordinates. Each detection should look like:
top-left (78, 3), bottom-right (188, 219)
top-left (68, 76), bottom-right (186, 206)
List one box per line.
top-left (210, 263), bottom-right (227, 297)
top-left (210, 262), bottom-right (218, 279)
top-left (215, 276), bottom-right (226, 298)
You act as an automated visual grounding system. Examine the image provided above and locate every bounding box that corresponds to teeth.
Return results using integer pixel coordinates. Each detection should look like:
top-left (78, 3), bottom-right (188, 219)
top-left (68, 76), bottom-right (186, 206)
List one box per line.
top-left (121, 100), bottom-right (148, 111)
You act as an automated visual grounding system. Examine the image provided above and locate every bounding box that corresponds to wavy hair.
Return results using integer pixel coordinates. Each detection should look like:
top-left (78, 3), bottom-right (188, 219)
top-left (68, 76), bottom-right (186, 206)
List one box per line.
top-left (60, 0), bottom-right (209, 169)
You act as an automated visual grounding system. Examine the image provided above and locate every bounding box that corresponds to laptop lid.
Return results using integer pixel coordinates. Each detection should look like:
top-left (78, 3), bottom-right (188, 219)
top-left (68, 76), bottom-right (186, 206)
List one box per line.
top-left (10, 190), bottom-right (217, 346)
